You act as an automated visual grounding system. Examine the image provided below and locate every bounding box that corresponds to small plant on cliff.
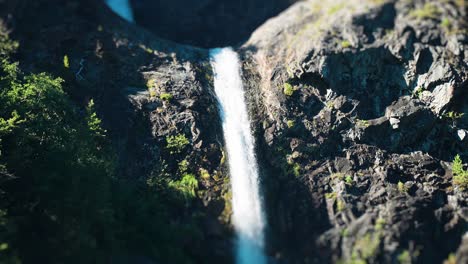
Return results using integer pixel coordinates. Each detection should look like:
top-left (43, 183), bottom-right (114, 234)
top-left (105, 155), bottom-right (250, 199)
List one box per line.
top-left (410, 3), bottom-right (440, 20)
top-left (166, 134), bottom-right (189, 154)
top-left (160, 92), bottom-right (173, 102)
top-left (292, 163), bottom-right (301, 177)
top-left (63, 55), bottom-right (70, 68)
top-left (452, 154), bottom-right (468, 189)
top-left (287, 120), bottom-right (295, 128)
top-left (283, 82), bottom-right (294, 96)
top-left (397, 181), bottom-right (408, 193)
top-left (341, 40), bottom-right (352, 48)
top-left (397, 250), bottom-right (411, 264)
top-left (169, 173), bottom-right (198, 201)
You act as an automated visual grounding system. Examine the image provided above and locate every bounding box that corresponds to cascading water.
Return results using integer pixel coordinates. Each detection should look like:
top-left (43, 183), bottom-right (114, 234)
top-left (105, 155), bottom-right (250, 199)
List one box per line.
top-left (105, 0), bottom-right (134, 22)
top-left (210, 48), bottom-right (267, 264)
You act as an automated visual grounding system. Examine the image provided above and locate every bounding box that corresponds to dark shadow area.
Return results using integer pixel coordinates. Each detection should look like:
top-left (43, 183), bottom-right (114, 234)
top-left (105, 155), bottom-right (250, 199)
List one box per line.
top-left (130, 0), bottom-right (299, 48)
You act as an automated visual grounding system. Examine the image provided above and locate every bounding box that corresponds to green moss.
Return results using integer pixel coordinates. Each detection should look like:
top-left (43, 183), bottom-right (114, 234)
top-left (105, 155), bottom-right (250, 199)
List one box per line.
top-left (351, 232), bottom-right (382, 262)
top-left (397, 250), bottom-right (411, 264)
top-left (410, 3), bottom-right (441, 20)
top-left (292, 163), bottom-right (301, 177)
top-left (160, 93), bottom-right (173, 101)
top-left (341, 40), bottom-right (352, 49)
top-left (345, 175), bottom-right (353, 185)
top-left (328, 3), bottom-right (346, 15)
top-left (444, 253), bottom-right (456, 264)
top-left (397, 181), bottom-right (408, 193)
top-left (199, 168), bottom-right (210, 180)
top-left (325, 192), bottom-right (337, 200)
top-left (375, 218), bottom-right (386, 231)
top-left (337, 199), bottom-right (346, 212)
top-left (444, 111), bottom-right (464, 120)
top-left (283, 82), bottom-right (294, 96)
top-left (169, 173), bottom-right (198, 201)
top-left (287, 120), bottom-right (296, 128)
top-left (452, 155), bottom-right (468, 189)
top-left (357, 119), bottom-right (370, 128)
top-left (63, 55), bottom-right (70, 68)
top-left (413, 86), bottom-right (424, 98)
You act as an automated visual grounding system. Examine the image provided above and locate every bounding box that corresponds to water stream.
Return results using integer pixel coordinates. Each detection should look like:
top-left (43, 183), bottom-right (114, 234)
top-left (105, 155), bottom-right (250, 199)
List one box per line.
top-left (105, 0), bottom-right (134, 22)
top-left (210, 48), bottom-right (267, 264)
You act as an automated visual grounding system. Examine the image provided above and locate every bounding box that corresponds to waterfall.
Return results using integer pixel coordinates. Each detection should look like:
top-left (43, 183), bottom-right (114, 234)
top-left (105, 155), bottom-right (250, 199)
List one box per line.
top-left (210, 48), bottom-right (267, 264)
top-left (105, 0), bottom-right (134, 22)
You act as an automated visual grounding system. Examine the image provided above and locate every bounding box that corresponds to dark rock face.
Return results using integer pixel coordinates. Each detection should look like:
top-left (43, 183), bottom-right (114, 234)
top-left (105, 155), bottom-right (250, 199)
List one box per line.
top-left (130, 0), bottom-right (298, 47)
top-left (241, 0), bottom-right (467, 263)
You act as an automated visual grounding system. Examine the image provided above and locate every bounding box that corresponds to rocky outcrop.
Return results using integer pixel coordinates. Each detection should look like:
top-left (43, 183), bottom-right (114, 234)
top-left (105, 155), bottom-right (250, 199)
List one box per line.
top-left (241, 0), bottom-right (467, 263)
top-left (2, 0), bottom-right (232, 262)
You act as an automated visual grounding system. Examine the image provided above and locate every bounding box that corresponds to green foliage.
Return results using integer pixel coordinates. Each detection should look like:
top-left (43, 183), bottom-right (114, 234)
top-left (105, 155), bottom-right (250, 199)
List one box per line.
top-left (287, 119), bottom-right (295, 128)
top-left (375, 218), bottom-right (386, 231)
top-left (443, 253), bottom-right (456, 264)
top-left (328, 3), bottom-right (346, 15)
top-left (0, 30), bottom-right (18, 56)
top-left (444, 111), bottom-right (464, 120)
top-left (452, 155), bottom-right (468, 189)
top-left (86, 99), bottom-right (106, 137)
top-left (413, 86), bottom-right (424, 98)
top-left (166, 134), bottom-right (189, 154)
top-left (199, 168), bottom-right (210, 180)
top-left (345, 175), bottom-right (353, 185)
top-left (337, 199), bottom-right (346, 212)
top-left (341, 40), bottom-right (352, 48)
top-left (63, 55), bottom-right (70, 68)
top-left (357, 119), bottom-right (370, 127)
top-left (283, 82), bottom-right (294, 96)
top-left (169, 173), bottom-right (198, 201)
top-left (351, 232), bottom-right (382, 263)
top-left (397, 250), bottom-right (411, 264)
top-left (159, 92), bottom-right (173, 101)
top-left (292, 163), bottom-right (301, 177)
top-left (0, 44), bottom-right (195, 263)
top-left (398, 181), bottom-right (408, 193)
top-left (410, 3), bottom-right (440, 20)
top-left (178, 159), bottom-right (189, 173)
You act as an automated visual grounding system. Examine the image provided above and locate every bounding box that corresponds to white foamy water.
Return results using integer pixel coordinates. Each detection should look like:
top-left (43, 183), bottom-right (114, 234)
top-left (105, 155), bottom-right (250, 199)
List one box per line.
top-left (210, 48), bottom-right (267, 264)
top-left (105, 0), bottom-right (134, 22)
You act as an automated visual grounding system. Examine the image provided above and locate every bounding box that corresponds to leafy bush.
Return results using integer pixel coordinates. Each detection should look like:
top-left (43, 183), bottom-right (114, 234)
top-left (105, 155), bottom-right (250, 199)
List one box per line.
top-left (169, 173), bottom-right (198, 201)
top-left (166, 134), bottom-right (189, 154)
top-left (452, 155), bottom-right (468, 189)
top-left (160, 92), bottom-right (173, 101)
top-left (63, 55), bottom-right (70, 68)
top-left (341, 40), bottom-right (352, 48)
top-left (283, 82), bottom-right (294, 96)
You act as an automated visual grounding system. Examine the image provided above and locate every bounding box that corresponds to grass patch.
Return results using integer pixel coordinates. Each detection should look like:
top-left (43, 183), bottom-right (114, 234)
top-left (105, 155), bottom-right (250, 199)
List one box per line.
top-left (410, 3), bottom-right (441, 20)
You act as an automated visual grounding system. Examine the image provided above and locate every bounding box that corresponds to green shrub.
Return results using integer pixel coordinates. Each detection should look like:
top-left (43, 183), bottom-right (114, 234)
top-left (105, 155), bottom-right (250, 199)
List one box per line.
top-left (166, 134), bottom-right (189, 154)
top-left (292, 163), bottom-right (301, 177)
top-left (410, 3), bottom-right (440, 19)
top-left (398, 181), bottom-right (408, 193)
top-left (169, 173), bottom-right (198, 201)
top-left (397, 250), bottom-right (411, 264)
top-left (341, 40), bottom-right (352, 48)
top-left (63, 55), bottom-right (70, 68)
top-left (283, 82), bottom-right (294, 96)
top-left (160, 92), bottom-right (173, 101)
top-left (452, 155), bottom-right (468, 189)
